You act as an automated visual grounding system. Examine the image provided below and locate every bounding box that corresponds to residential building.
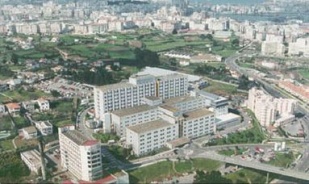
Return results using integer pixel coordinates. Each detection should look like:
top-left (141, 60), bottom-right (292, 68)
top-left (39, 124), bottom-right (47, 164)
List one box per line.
top-left (279, 80), bottom-right (309, 103)
top-left (37, 98), bottom-right (50, 111)
top-left (126, 119), bottom-right (178, 156)
top-left (35, 121), bottom-right (53, 136)
top-left (288, 38), bottom-right (309, 57)
top-left (22, 101), bottom-right (36, 112)
top-left (23, 126), bottom-right (38, 139)
top-left (20, 149), bottom-right (45, 174)
top-left (5, 102), bottom-right (21, 116)
top-left (0, 104), bottom-right (6, 115)
top-left (261, 41), bottom-right (285, 56)
top-left (59, 127), bottom-right (102, 181)
top-left (247, 87), bottom-right (297, 127)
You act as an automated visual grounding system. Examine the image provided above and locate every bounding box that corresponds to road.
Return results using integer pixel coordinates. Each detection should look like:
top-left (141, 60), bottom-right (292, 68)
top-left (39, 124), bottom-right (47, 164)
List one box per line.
top-left (225, 50), bottom-right (309, 175)
top-left (193, 151), bottom-right (309, 181)
top-left (77, 106), bottom-right (94, 139)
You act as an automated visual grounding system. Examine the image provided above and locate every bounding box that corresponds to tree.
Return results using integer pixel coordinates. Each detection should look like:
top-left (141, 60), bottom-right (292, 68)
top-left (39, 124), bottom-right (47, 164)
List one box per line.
top-left (231, 38), bottom-right (240, 48)
top-left (172, 29), bottom-right (178, 34)
top-left (11, 54), bottom-right (19, 65)
top-left (194, 171), bottom-right (232, 184)
top-left (51, 90), bottom-right (61, 97)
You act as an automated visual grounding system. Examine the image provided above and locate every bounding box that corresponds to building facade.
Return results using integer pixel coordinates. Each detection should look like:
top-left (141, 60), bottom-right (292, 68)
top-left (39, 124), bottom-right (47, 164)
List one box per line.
top-left (126, 119), bottom-right (178, 156)
top-left (59, 127), bottom-right (103, 181)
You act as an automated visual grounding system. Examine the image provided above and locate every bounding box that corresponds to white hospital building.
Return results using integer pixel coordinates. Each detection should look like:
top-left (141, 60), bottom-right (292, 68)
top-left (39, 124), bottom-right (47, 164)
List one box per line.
top-left (59, 126), bottom-right (103, 181)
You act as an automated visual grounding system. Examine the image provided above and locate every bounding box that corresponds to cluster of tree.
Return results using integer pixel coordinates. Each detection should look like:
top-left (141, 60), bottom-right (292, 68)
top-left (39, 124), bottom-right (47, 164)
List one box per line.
top-left (108, 145), bottom-right (132, 161)
top-left (238, 75), bottom-right (256, 90)
top-left (62, 67), bottom-right (115, 85)
top-left (0, 65), bottom-right (14, 78)
top-left (199, 34), bottom-right (213, 41)
top-left (207, 128), bottom-right (264, 146)
top-left (194, 64), bottom-right (227, 76)
top-left (134, 48), bottom-right (160, 68)
top-left (0, 152), bottom-right (30, 183)
top-left (93, 133), bottom-right (120, 143)
top-left (194, 171), bottom-right (232, 184)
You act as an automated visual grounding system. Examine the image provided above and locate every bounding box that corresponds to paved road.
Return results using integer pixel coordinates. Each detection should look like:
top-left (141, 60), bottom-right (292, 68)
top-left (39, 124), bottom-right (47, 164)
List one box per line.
top-left (77, 106), bottom-right (94, 139)
top-left (225, 50), bottom-right (309, 175)
top-left (193, 151), bottom-right (309, 181)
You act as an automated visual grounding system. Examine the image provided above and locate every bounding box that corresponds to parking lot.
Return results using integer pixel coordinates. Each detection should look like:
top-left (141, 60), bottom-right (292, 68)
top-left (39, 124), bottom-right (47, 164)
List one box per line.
top-left (34, 78), bottom-right (94, 98)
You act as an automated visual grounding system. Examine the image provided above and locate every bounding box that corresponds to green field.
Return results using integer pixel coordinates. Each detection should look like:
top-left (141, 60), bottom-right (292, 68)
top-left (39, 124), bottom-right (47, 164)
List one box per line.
top-left (55, 119), bottom-right (73, 127)
top-left (268, 152), bottom-right (297, 168)
top-left (0, 139), bottom-right (15, 151)
top-left (298, 69), bottom-right (309, 80)
top-left (0, 89), bottom-right (51, 103)
top-left (204, 80), bottom-right (238, 96)
top-left (129, 158), bottom-right (221, 183)
top-left (0, 116), bottom-right (12, 131)
top-left (225, 168), bottom-right (270, 184)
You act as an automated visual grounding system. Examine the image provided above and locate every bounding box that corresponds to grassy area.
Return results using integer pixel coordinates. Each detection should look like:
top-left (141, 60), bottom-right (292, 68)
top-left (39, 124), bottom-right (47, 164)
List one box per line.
top-left (129, 158), bottom-right (221, 183)
top-left (0, 116), bottom-right (13, 131)
top-left (0, 139), bottom-right (15, 151)
top-left (13, 116), bottom-right (30, 129)
top-left (218, 148), bottom-right (247, 156)
top-left (268, 152), bottom-right (296, 168)
top-left (0, 88), bottom-right (51, 103)
top-left (203, 80), bottom-right (238, 96)
top-left (298, 69), bottom-right (309, 80)
top-left (225, 168), bottom-right (269, 184)
top-left (14, 137), bottom-right (38, 149)
top-left (55, 119), bottom-right (73, 127)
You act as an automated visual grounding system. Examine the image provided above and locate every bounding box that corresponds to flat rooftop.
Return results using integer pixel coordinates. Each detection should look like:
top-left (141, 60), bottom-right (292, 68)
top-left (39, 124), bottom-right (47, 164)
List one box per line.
top-left (159, 105), bottom-right (179, 113)
top-left (127, 119), bottom-right (174, 134)
top-left (111, 104), bottom-right (156, 117)
top-left (20, 149), bottom-right (41, 167)
top-left (96, 82), bottom-right (134, 92)
top-left (164, 96), bottom-right (197, 105)
top-left (137, 66), bottom-right (201, 82)
top-left (216, 113), bottom-right (241, 123)
top-left (183, 108), bottom-right (214, 121)
top-left (62, 130), bottom-right (98, 146)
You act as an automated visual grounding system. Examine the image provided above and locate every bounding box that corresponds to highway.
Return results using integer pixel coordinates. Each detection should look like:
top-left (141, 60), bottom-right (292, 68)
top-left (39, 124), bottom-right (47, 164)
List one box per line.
top-left (193, 151), bottom-right (309, 181)
top-left (225, 50), bottom-right (309, 175)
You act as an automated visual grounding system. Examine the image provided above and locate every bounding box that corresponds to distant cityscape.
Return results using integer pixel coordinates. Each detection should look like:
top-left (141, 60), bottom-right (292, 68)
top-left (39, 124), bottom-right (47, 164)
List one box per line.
top-left (0, 0), bottom-right (309, 183)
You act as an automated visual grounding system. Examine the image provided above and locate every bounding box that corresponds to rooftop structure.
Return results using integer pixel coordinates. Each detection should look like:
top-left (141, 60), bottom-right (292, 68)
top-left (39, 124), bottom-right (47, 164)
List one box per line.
top-left (127, 119), bottom-right (174, 134)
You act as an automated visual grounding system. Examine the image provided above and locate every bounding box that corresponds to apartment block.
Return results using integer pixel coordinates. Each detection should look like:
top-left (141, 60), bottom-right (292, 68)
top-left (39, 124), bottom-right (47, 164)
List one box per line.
top-left (126, 119), bottom-right (178, 156)
top-left (247, 87), bottom-right (297, 127)
top-left (59, 127), bottom-right (102, 181)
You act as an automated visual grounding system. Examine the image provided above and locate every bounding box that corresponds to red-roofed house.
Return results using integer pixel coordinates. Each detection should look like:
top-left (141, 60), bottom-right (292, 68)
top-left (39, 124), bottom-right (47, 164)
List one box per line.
top-left (5, 102), bottom-right (21, 116)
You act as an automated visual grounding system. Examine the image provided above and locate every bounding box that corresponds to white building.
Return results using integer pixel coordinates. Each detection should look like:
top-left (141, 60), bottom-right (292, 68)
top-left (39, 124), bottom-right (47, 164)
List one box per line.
top-left (0, 104), bottom-right (6, 114)
top-left (111, 104), bottom-right (158, 137)
top-left (247, 87), bottom-right (297, 127)
top-left (126, 119), bottom-right (178, 156)
top-left (59, 127), bottom-right (103, 181)
top-left (261, 41), bottom-right (285, 56)
top-left (20, 149), bottom-right (45, 174)
top-left (37, 98), bottom-right (50, 111)
top-left (94, 72), bottom-right (188, 132)
top-left (22, 126), bottom-right (38, 139)
top-left (181, 108), bottom-right (215, 138)
top-left (35, 121), bottom-right (53, 136)
top-left (288, 38), bottom-right (309, 57)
